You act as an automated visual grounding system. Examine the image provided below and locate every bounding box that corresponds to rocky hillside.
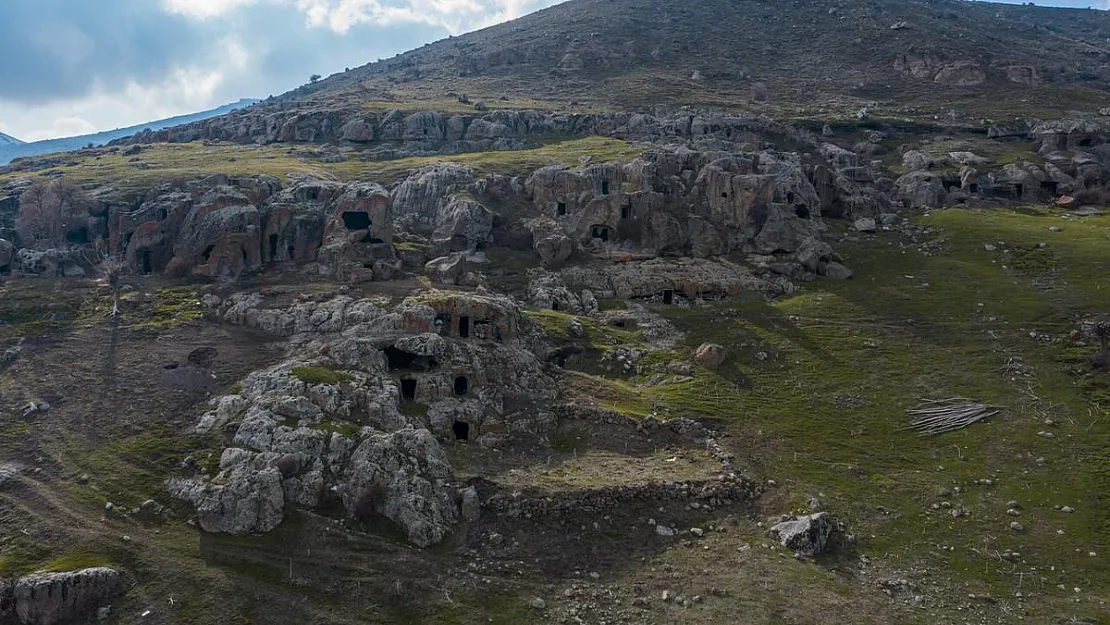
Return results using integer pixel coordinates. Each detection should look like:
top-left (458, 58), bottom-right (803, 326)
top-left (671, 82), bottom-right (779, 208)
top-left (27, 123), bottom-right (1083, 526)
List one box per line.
top-left (0, 1), bottom-right (1108, 624)
top-left (0, 132), bottom-right (21, 147)
top-left (127, 0), bottom-right (1110, 145)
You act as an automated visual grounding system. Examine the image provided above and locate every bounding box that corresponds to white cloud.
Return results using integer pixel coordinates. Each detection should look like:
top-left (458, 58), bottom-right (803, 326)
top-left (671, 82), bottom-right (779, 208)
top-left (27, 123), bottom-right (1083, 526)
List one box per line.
top-left (5, 66), bottom-right (228, 142)
top-left (162, 0), bottom-right (262, 18)
top-left (23, 117), bottom-right (98, 143)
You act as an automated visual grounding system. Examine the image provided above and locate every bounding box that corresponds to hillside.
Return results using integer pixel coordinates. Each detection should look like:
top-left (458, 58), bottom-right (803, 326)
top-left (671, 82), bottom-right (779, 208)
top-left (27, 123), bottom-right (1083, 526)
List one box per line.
top-left (0, 132), bottom-right (21, 147)
top-left (0, 99), bottom-right (260, 165)
top-left (0, 1), bottom-right (1108, 625)
top-left (201, 0), bottom-right (1110, 125)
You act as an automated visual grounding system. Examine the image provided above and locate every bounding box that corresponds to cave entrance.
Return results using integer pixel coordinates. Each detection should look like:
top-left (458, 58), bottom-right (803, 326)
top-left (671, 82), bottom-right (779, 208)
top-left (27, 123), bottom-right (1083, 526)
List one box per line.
top-left (454, 376), bottom-right (468, 396)
top-left (1014, 183), bottom-right (1024, 198)
top-left (66, 227), bottom-right (90, 245)
top-left (1040, 180), bottom-right (1059, 195)
top-left (269, 234), bottom-right (279, 259)
top-left (551, 301), bottom-right (560, 312)
top-left (621, 204), bottom-right (633, 219)
top-left (342, 211), bottom-right (372, 231)
top-left (452, 420), bottom-right (470, 441)
top-left (140, 250), bottom-right (153, 274)
top-left (601, 180), bottom-right (610, 195)
top-left (662, 289), bottom-right (675, 305)
top-left (557, 201), bottom-right (567, 216)
top-left (400, 378), bottom-right (417, 401)
top-left (459, 316), bottom-right (471, 338)
top-left (795, 205), bottom-right (810, 219)
top-left (385, 346), bottom-right (437, 372)
top-left (590, 225), bottom-right (611, 242)
top-left (201, 245), bottom-right (215, 264)
top-left (287, 245), bottom-right (296, 261)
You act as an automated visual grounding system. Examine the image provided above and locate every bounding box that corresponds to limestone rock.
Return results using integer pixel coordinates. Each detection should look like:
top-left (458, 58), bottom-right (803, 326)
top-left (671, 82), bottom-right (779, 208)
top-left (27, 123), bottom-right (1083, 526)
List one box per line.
top-left (170, 448), bottom-right (285, 534)
top-left (425, 253), bottom-right (468, 284)
top-left (770, 512), bottom-right (834, 556)
top-left (694, 343), bottom-right (727, 369)
top-left (13, 568), bottom-right (121, 625)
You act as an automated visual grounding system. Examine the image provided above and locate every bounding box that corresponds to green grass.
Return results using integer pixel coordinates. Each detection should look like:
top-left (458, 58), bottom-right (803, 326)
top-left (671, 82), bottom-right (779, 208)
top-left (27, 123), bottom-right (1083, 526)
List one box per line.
top-left (290, 366), bottom-right (354, 385)
top-left (617, 205), bottom-right (1110, 613)
top-left (0, 137), bottom-right (643, 197)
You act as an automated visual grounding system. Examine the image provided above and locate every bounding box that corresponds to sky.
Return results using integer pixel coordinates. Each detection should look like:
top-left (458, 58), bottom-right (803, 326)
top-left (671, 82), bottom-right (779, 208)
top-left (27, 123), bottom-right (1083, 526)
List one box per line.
top-left (0, 0), bottom-right (1105, 142)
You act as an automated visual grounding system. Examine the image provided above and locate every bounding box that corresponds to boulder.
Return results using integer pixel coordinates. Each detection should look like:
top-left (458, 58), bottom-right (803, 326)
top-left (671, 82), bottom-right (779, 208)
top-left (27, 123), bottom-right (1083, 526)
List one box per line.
top-left (852, 217), bottom-right (877, 233)
top-left (796, 237), bottom-right (834, 272)
top-left (820, 261), bottom-right (853, 280)
top-left (13, 568), bottom-right (121, 625)
top-left (170, 448), bottom-right (285, 534)
top-left (770, 512), bottom-right (834, 556)
top-left (425, 253), bottom-right (468, 284)
top-left (694, 343), bottom-right (728, 369)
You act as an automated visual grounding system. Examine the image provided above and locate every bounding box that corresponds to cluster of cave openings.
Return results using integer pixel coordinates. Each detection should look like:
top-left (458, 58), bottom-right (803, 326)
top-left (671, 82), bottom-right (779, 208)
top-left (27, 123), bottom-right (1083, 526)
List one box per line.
top-left (342, 211), bottom-right (372, 231)
top-left (590, 225), bottom-right (611, 242)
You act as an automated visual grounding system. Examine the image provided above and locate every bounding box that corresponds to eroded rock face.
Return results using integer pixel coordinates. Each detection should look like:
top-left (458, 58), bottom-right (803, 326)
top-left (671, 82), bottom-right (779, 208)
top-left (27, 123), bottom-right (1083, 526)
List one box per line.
top-left (178, 290), bottom-right (556, 546)
top-left (171, 448), bottom-right (285, 534)
top-left (11, 568), bottom-right (121, 625)
top-left (770, 512), bottom-right (834, 556)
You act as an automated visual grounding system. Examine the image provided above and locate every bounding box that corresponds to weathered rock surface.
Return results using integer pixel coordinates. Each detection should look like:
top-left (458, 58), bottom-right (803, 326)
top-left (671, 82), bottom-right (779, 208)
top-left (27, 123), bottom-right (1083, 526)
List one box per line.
top-left (10, 568), bottom-right (120, 625)
top-left (770, 512), bottom-right (834, 556)
top-left (694, 343), bottom-right (727, 369)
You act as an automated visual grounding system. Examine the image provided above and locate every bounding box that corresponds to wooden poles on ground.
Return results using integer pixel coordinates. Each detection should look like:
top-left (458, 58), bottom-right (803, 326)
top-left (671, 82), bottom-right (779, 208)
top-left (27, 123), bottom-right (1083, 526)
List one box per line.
top-left (902, 398), bottom-right (1001, 436)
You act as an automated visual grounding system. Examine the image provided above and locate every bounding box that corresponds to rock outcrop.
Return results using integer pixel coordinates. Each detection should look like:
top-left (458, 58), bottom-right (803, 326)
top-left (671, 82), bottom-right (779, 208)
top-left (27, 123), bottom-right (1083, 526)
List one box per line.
top-left (176, 289), bottom-right (556, 546)
top-left (6, 568), bottom-right (121, 625)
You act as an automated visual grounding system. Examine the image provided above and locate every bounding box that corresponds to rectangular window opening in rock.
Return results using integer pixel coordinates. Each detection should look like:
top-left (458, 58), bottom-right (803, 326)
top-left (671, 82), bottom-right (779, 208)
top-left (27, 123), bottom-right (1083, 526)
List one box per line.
top-left (401, 378), bottom-right (417, 401)
top-left (342, 211), bottom-right (372, 231)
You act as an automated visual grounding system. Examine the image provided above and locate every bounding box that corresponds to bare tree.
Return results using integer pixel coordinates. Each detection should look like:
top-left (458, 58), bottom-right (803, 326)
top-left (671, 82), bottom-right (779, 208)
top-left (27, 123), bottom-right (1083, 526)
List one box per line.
top-left (15, 180), bottom-right (93, 248)
top-left (100, 257), bottom-right (127, 317)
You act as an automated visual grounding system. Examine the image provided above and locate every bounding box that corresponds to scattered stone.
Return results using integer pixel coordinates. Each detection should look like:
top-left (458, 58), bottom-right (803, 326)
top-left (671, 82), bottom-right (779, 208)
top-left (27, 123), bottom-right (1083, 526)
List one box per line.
top-left (1061, 506), bottom-right (1075, 514)
top-left (1010, 521), bottom-right (1024, 532)
top-left (690, 527), bottom-right (705, 537)
top-left (655, 525), bottom-right (676, 537)
top-left (530, 597), bottom-right (546, 610)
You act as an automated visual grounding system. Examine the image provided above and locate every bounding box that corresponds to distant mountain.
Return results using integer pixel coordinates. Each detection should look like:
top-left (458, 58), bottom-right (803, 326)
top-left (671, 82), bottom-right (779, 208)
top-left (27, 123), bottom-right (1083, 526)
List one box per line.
top-left (0, 99), bottom-right (260, 165)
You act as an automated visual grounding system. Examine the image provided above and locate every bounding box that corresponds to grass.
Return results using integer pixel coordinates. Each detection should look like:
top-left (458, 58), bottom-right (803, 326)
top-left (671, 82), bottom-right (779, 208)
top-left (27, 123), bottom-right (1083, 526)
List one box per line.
top-left (290, 366), bottom-right (354, 385)
top-left (612, 205), bottom-right (1110, 616)
top-left (0, 136), bottom-right (643, 197)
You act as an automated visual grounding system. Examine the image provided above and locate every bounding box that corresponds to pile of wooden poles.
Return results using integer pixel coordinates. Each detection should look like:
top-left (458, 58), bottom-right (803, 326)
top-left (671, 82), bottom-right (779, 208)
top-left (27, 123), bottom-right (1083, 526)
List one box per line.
top-left (902, 398), bottom-right (1001, 436)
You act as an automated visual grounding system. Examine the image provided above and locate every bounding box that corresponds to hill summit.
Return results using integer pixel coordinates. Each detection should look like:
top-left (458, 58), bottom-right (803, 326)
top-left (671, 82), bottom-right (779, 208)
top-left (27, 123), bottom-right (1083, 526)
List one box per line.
top-left (281, 0), bottom-right (1110, 119)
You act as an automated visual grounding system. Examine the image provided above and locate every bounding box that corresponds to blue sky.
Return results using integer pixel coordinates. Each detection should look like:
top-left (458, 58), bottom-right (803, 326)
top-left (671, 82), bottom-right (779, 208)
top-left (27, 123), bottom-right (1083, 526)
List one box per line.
top-left (0, 0), bottom-right (1105, 141)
